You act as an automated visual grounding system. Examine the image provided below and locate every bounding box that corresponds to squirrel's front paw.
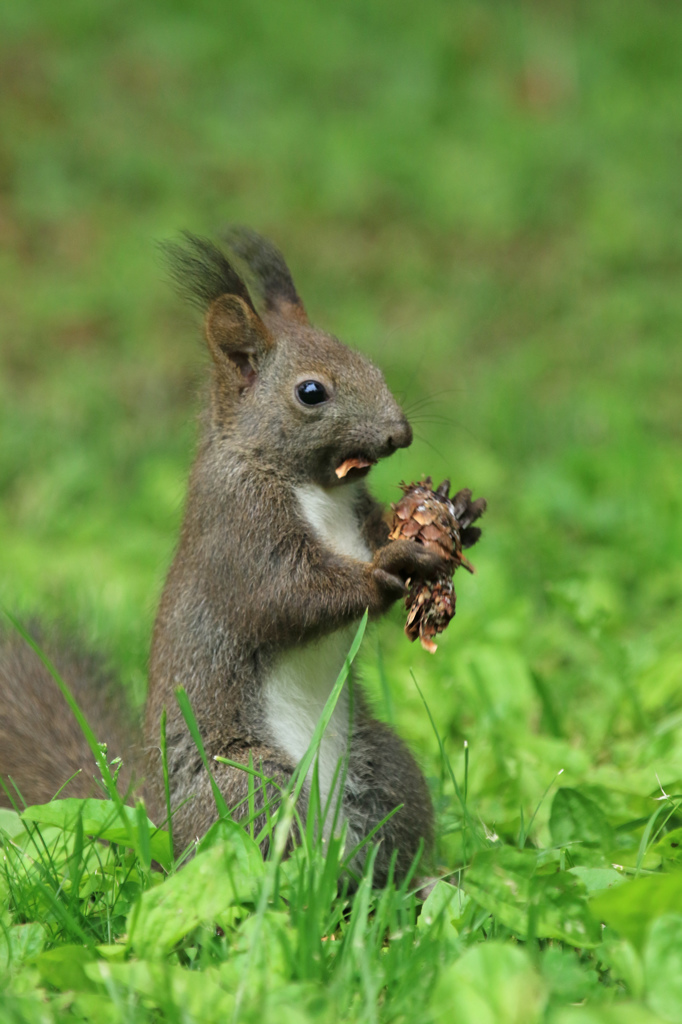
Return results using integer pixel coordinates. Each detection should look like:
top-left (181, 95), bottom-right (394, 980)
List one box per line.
top-left (371, 567), bottom-right (409, 611)
top-left (374, 538), bottom-right (446, 581)
top-left (370, 540), bottom-right (447, 612)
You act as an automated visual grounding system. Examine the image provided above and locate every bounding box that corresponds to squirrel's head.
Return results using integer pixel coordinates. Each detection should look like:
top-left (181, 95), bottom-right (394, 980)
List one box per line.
top-left (163, 229), bottom-right (412, 488)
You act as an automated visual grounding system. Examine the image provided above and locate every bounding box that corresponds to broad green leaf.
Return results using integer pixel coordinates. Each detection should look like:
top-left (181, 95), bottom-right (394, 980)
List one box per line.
top-left (196, 815), bottom-right (265, 876)
top-left (592, 872), bottom-right (682, 949)
top-left (0, 992), bottom-right (69, 1024)
top-left (549, 788), bottom-right (614, 850)
top-left (22, 798), bottom-right (172, 870)
top-left (37, 945), bottom-right (100, 993)
top-left (0, 921), bottom-right (46, 970)
top-left (549, 1005), bottom-right (666, 1024)
top-left (86, 960), bottom-right (235, 1018)
top-left (643, 913), bottom-right (682, 1021)
top-left (540, 946), bottom-right (600, 1004)
top-left (569, 867), bottom-right (627, 893)
top-left (530, 871), bottom-right (601, 947)
top-left (417, 879), bottom-right (461, 942)
top-left (95, 943), bottom-right (128, 962)
top-left (652, 828), bottom-right (682, 866)
top-left (464, 847), bottom-right (600, 946)
top-left (0, 807), bottom-right (24, 841)
top-left (463, 847), bottom-right (537, 934)
top-left (90, 961), bottom-right (332, 1024)
top-left (233, 911), bottom-right (294, 981)
top-left (70, 993), bottom-right (126, 1024)
top-left (129, 839), bottom-right (261, 956)
top-left (432, 942), bottom-right (547, 1024)
top-left (78, 872), bottom-right (118, 899)
top-left (598, 935), bottom-right (644, 999)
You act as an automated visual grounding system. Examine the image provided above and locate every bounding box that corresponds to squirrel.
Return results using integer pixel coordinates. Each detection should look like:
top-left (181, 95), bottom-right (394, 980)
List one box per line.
top-left (0, 229), bottom-right (446, 884)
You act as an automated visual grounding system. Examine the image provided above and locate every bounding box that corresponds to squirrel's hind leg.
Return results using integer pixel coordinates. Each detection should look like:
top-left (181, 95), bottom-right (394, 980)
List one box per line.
top-left (163, 743), bottom-right (300, 857)
top-left (344, 717), bottom-right (435, 887)
top-left (161, 729), bottom-right (433, 887)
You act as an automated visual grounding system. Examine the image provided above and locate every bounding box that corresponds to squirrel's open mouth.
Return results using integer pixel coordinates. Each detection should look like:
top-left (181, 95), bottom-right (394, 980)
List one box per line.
top-left (335, 455), bottom-right (375, 481)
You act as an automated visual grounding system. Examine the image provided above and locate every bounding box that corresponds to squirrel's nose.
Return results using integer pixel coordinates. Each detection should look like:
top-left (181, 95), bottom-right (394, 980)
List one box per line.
top-left (387, 418), bottom-right (413, 452)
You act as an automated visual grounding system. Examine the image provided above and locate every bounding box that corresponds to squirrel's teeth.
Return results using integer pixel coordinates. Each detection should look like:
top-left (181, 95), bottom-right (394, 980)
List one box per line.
top-left (335, 456), bottom-right (373, 479)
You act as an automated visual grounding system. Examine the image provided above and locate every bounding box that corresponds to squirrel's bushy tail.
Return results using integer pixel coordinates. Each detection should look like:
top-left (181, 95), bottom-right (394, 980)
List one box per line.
top-left (0, 625), bottom-right (141, 809)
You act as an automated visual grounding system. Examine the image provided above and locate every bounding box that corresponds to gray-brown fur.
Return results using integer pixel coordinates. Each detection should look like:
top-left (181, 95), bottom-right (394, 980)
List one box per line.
top-left (146, 231), bottom-right (440, 882)
top-left (160, 233), bottom-right (257, 314)
top-left (222, 226), bottom-right (306, 318)
top-left (0, 627), bottom-right (138, 807)
top-left (1, 231), bottom-right (440, 885)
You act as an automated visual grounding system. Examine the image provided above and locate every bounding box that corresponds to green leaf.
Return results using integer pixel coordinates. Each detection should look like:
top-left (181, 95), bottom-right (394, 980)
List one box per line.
top-left (21, 798), bottom-right (172, 871)
top-left (95, 943), bottom-right (128, 963)
top-left (196, 815), bottom-right (265, 875)
top-left (569, 867), bottom-right (627, 893)
top-left (464, 847), bottom-right (600, 946)
top-left (549, 788), bottom-right (614, 850)
top-left (0, 807), bottom-right (24, 841)
top-left (431, 942), bottom-right (547, 1024)
top-left (69, 994), bottom-right (126, 1024)
top-left (643, 914), bottom-right (682, 1022)
top-left (0, 921), bottom-right (46, 970)
top-left (592, 872), bottom-right (682, 949)
top-left (417, 880), bottom-right (461, 942)
top-left (539, 946), bottom-right (600, 1004)
top-left (37, 945), bottom-right (100, 993)
top-left (129, 839), bottom-right (262, 957)
top-left (549, 1005), bottom-right (667, 1023)
top-left (463, 848), bottom-right (537, 934)
top-left (0, 992), bottom-right (73, 1024)
top-left (598, 935), bottom-right (644, 999)
top-left (652, 827), bottom-right (682, 866)
top-left (531, 873), bottom-right (601, 947)
top-left (86, 960), bottom-right (235, 1018)
top-left (233, 911), bottom-right (294, 980)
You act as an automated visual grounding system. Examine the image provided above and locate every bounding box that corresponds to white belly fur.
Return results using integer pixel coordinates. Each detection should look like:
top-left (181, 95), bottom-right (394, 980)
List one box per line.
top-left (262, 483), bottom-right (371, 835)
top-left (294, 481), bottom-right (372, 562)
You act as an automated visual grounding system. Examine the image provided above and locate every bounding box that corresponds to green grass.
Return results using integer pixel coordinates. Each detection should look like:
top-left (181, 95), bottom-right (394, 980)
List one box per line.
top-left (2, 0), bottom-right (682, 1020)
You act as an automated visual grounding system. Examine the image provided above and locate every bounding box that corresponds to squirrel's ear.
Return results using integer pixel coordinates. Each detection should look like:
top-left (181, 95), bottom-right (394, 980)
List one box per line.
top-left (222, 227), bottom-right (309, 325)
top-left (205, 295), bottom-right (273, 386)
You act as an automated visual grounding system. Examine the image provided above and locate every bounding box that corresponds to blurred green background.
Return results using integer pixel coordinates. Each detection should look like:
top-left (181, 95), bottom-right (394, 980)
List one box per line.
top-left (1, 0), bottom-right (681, 856)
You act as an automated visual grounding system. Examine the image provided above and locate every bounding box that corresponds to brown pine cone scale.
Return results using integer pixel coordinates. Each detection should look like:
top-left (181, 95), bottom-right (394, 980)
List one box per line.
top-left (389, 478), bottom-right (486, 652)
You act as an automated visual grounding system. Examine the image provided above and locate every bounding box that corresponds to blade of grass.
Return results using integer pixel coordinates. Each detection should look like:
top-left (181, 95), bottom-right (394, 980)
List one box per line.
top-left (174, 686), bottom-right (230, 819)
top-left (289, 611), bottom-right (368, 805)
top-left (233, 613), bottom-right (368, 1022)
top-left (159, 709), bottom-right (175, 868)
top-left (411, 669), bottom-right (485, 855)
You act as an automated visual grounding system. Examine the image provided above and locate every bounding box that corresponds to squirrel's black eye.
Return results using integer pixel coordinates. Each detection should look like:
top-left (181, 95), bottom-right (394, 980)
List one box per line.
top-left (296, 380), bottom-right (328, 406)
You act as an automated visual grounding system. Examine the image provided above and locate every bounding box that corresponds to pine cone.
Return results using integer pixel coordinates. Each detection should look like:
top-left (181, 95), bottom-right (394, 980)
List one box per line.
top-left (388, 478), bottom-right (486, 652)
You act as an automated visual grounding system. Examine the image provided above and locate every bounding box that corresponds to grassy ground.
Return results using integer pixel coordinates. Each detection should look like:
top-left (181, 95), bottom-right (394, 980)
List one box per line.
top-left (2, 1), bottom-right (682, 1020)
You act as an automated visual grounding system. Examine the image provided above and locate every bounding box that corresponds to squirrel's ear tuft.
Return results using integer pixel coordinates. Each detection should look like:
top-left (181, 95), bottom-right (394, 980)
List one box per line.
top-left (222, 227), bottom-right (309, 324)
top-left (205, 294), bottom-right (273, 387)
top-left (160, 232), bottom-right (257, 314)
